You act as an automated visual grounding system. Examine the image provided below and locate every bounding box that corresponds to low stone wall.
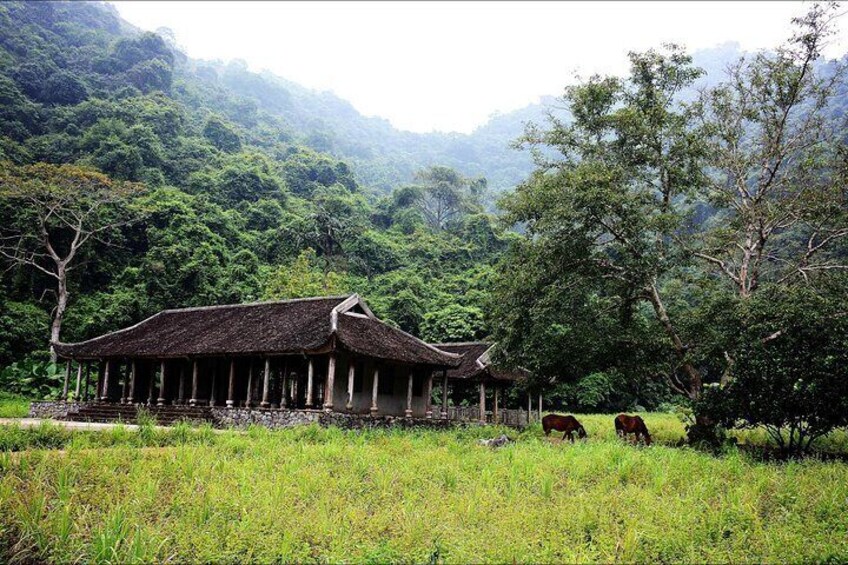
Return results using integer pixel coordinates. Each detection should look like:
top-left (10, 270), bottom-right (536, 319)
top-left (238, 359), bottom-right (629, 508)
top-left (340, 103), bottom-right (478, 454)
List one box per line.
top-left (319, 411), bottom-right (459, 430)
top-left (209, 407), bottom-right (463, 431)
top-left (28, 400), bottom-right (86, 419)
top-left (211, 407), bottom-right (322, 429)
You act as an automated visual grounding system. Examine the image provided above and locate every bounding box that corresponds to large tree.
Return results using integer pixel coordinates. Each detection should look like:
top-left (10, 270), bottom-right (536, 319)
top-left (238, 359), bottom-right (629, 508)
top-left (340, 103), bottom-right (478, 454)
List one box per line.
top-left (492, 4), bottom-right (847, 405)
top-left (0, 163), bottom-right (144, 359)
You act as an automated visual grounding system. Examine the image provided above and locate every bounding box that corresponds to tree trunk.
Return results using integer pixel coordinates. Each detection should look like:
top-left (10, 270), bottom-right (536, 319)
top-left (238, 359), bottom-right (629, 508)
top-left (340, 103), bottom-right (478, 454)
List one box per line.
top-left (646, 282), bottom-right (702, 399)
top-left (49, 266), bottom-right (68, 363)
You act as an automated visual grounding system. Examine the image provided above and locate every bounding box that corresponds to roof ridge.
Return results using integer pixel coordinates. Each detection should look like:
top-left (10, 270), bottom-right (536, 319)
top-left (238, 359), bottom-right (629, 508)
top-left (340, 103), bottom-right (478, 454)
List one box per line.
top-left (159, 295), bottom-right (352, 314)
top-left (430, 341), bottom-right (492, 347)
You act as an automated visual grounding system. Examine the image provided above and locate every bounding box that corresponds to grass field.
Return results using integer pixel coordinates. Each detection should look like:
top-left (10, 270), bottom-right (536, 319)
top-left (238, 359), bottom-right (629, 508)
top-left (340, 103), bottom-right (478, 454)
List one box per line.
top-left (1, 414), bottom-right (847, 563)
top-left (0, 394), bottom-right (30, 419)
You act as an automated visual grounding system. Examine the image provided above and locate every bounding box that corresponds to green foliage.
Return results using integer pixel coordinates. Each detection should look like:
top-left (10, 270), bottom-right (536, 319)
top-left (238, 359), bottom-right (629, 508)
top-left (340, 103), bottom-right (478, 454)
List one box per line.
top-left (419, 304), bottom-right (486, 343)
top-left (696, 284), bottom-right (848, 455)
top-left (263, 248), bottom-right (349, 300)
top-left (0, 301), bottom-right (48, 367)
top-left (0, 355), bottom-right (62, 399)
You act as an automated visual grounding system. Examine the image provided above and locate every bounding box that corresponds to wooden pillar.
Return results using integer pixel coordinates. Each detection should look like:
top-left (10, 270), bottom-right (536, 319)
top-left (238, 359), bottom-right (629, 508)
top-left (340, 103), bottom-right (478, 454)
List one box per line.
top-left (84, 362), bottom-right (91, 401)
top-left (128, 360), bottom-right (137, 404)
top-left (370, 366), bottom-right (379, 415)
top-left (346, 359), bottom-right (355, 410)
top-left (306, 358), bottom-right (315, 407)
top-left (226, 359), bottom-right (236, 408)
top-left (425, 371), bottom-right (434, 418)
top-left (189, 360), bottom-right (199, 406)
top-left (62, 360), bottom-right (71, 401)
top-left (278, 359), bottom-right (289, 409)
top-left (405, 371), bottom-right (413, 418)
top-left (324, 353), bottom-right (336, 411)
top-left (538, 393), bottom-right (543, 421)
top-left (479, 381), bottom-right (487, 423)
top-left (527, 392), bottom-right (532, 423)
top-left (442, 370), bottom-right (448, 419)
top-left (101, 361), bottom-right (111, 401)
top-left (120, 362), bottom-right (128, 403)
top-left (157, 361), bottom-right (167, 406)
top-left (73, 362), bottom-right (83, 401)
top-left (245, 360), bottom-right (254, 407)
top-left (147, 364), bottom-right (156, 405)
top-left (261, 357), bottom-right (271, 408)
top-left (209, 363), bottom-right (218, 407)
top-left (178, 364), bottom-right (186, 405)
top-left (493, 385), bottom-right (500, 425)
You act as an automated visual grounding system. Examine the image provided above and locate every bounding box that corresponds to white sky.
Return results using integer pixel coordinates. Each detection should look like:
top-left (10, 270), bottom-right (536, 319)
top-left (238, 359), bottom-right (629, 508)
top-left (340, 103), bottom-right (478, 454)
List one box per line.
top-left (113, 1), bottom-right (847, 134)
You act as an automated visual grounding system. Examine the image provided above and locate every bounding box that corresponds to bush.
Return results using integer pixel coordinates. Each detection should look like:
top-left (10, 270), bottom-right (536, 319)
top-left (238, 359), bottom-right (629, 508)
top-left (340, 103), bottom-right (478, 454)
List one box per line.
top-left (696, 287), bottom-right (848, 455)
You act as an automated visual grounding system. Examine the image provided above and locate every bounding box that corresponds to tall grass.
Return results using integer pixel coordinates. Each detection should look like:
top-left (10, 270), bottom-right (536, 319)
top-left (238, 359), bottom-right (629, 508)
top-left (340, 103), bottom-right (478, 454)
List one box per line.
top-left (0, 414), bottom-right (847, 562)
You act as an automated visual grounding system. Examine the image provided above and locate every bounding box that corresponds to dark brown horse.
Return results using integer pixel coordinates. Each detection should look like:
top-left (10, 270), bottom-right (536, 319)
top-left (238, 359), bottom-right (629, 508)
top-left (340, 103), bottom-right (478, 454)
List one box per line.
top-left (542, 414), bottom-right (587, 442)
top-left (614, 414), bottom-right (652, 445)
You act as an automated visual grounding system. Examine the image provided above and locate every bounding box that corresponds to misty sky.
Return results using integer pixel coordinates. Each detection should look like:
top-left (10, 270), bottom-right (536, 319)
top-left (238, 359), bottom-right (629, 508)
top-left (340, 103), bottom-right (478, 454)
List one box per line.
top-left (114, 1), bottom-right (846, 134)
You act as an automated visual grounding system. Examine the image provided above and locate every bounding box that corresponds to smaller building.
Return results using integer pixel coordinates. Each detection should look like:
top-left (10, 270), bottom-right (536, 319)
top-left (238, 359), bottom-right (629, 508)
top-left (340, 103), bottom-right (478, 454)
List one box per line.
top-left (432, 342), bottom-right (528, 424)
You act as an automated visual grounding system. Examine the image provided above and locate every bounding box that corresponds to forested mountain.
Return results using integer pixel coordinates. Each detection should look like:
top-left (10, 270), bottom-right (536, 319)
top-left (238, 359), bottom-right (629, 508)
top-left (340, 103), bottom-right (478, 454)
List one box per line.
top-left (0, 1), bottom-right (510, 387)
top-left (1, 1), bottom-right (846, 417)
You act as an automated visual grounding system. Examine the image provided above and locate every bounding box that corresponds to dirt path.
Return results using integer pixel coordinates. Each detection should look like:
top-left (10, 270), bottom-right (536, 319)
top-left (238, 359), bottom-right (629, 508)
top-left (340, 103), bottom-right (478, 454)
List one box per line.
top-left (0, 418), bottom-right (177, 432)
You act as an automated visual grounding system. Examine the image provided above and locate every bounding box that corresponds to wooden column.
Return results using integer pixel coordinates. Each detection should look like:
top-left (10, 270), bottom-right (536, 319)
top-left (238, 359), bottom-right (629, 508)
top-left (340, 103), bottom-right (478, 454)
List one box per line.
top-left (226, 359), bottom-right (236, 408)
top-left (538, 393), bottom-right (543, 421)
top-left (261, 357), bottom-right (271, 408)
top-left (73, 362), bottom-right (83, 401)
top-left (324, 353), bottom-right (336, 411)
top-left (209, 364), bottom-right (217, 407)
top-left (189, 360), bottom-right (199, 406)
top-left (128, 360), bottom-right (137, 404)
top-left (178, 364), bottom-right (186, 405)
top-left (346, 360), bottom-right (355, 410)
top-left (101, 361), bottom-right (111, 401)
top-left (84, 362), bottom-right (91, 401)
top-left (306, 358), bottom-right (315, 407)
top-left (425, 371), bottom-right (434, 418)
top-left (120, 363), bottom-right (129, 404)
top-left (280, 357), bottom-right (290, 408)
top-left (157, 361), bottom-right (167, 406)
top-left (245, 361), bottom-right (254, 407)
top-left (527, 392), bottom-right (532, 423)
top-left (147, 364), bottom-right (156, 405)
top-left (370, 366), bottom-right (379, 415)
top-left (442, 369), bottom-right (448, 419)
top-left (479, 381), bottom-right (486, 423)
top-left (493, 385), bottom-right (500, 425)
top-left (62, 360), bottom-right (71, 401)
top-left (405, 371), bottom-right (413, 418)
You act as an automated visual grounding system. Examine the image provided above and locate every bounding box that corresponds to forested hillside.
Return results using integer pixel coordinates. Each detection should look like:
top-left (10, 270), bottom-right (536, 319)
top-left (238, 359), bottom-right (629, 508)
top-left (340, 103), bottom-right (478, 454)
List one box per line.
top-left (0, 1), bottom-right (510, 392)
top-left (1, 1), bottom-right (846, 418)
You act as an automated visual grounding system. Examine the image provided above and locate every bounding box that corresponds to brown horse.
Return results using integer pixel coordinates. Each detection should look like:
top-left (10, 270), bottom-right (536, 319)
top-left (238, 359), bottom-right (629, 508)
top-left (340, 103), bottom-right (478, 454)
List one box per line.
top-left (542, 414), bottom-right (587, 442)
top-left (614, 414), bottom-right (652, 445)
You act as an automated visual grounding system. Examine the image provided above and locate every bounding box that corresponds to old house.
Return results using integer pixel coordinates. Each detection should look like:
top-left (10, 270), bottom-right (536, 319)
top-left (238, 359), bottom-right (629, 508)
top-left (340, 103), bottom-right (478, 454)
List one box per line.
top-left (49, 295), bottom-right (530, 427)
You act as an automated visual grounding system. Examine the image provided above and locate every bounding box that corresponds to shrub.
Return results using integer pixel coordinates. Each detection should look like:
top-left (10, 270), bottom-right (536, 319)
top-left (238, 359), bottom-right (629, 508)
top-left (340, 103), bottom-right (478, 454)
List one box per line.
top-left (696, 286), bottom-right (848, 455)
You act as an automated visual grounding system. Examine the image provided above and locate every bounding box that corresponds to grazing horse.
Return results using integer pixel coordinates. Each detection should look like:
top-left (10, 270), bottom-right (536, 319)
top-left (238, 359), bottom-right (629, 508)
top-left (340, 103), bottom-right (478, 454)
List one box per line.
top-left (542, 414), bottom-right (587, 442)
top-left (614, 414), bottom-right (652, 445)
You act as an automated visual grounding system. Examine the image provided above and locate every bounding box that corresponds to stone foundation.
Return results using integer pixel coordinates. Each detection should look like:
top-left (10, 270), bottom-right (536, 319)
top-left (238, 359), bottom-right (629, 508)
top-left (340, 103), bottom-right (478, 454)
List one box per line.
top-left (210, 407), bottom-right (322, 429)
top-left (28, 400), bottom-right (86, 419)
top-left (210, 407), bottom-right (463, 430)
top-left (27, 401), bottom-right (485, 431)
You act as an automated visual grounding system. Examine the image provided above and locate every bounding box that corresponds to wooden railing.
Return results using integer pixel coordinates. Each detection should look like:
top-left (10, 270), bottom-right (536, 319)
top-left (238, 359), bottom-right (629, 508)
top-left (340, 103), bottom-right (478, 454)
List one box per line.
top-left (444, 405), bottom-right (529, 427)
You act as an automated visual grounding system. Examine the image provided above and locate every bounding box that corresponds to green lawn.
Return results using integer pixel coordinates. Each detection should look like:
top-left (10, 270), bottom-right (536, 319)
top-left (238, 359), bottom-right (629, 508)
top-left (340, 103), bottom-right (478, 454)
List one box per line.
top-left (1, 414), bottom-right (847, 563)
top-left (0, 394), bottom-right (30, 418)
